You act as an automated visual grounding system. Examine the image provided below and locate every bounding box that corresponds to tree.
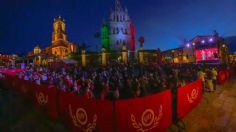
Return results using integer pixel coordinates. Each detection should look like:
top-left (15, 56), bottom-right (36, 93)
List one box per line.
top-left (138, 36), bottom-right (145, 47)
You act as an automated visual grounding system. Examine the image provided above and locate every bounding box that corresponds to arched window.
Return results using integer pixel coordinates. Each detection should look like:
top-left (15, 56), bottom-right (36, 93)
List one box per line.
top-left (125, 29), bottom-right (128, 34)
top-left (117, 15), bottom-right (119, 22)
top-left (117, 27), bottom-right (119, 34)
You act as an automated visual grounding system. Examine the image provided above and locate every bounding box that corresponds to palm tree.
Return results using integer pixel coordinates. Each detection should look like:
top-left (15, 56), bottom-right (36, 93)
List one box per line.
top-left (138, 36), bottom-right (145, 47)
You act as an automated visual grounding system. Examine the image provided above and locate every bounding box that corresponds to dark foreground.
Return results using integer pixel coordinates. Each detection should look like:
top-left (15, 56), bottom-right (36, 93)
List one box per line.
top-left (0, 82), bottom-right (68, 132)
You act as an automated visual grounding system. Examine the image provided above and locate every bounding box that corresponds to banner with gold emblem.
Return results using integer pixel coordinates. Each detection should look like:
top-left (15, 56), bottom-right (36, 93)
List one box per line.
top-left (115, 90), bottom-right (172, 132)
top-left (59, 92), bottom-right (113, 132)
top-left (19, 79), bottom-right (34, 100)
top-left (34, 84), bottom-right (58, 119)
top-left (177, 80), bottom-right (202, 119)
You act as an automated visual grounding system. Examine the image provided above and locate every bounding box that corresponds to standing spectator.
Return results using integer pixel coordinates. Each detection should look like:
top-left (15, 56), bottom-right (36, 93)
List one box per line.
top-left (198, 69), bottom-right (206, 92)
top-left (206, 69), bottom-right (214, 92)
top-left (212, 67), bottom-right (218, 90)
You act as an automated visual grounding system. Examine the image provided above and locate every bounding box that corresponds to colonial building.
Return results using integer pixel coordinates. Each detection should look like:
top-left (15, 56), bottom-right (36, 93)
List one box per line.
top-left (51, 16), bottom-right (77, 58)
top-left (101, 0), bottom-right (135, 52)
top-left (28, 16), bottom-right (78, 65)
top-left (162, 33), bottom-right (229, 64)
top-left (0, 52), bottom-right (17, 67)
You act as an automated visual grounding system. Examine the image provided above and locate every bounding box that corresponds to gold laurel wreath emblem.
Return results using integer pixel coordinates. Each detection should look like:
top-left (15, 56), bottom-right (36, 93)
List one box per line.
top-left (36, 92), bottom-right (48, 105)
top-left (69, 105), bottom-right (97, 132)
top-left (131, 105), bottom-right (163, 132)
top-left (187, 87), bottom-right (199, 103)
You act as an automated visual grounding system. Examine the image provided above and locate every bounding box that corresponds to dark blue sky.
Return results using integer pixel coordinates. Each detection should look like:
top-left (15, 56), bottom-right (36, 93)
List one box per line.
top-left (0, 0), bottom-right (236, 53)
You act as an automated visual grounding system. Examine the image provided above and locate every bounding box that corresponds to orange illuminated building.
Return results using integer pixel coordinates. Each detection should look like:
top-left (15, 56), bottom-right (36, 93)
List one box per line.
top-left (29, 16), bottom-right (77, 60)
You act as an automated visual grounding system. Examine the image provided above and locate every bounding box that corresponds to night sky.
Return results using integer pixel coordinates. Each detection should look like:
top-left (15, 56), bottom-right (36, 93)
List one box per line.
top-left (0, 0), bottom-right (236, 54)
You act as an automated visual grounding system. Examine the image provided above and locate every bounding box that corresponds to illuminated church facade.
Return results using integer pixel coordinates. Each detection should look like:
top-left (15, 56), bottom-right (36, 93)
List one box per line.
top-left (101, 0), bottom-right (135, 52)
top-left (29, 16), bottom-right (77, 60)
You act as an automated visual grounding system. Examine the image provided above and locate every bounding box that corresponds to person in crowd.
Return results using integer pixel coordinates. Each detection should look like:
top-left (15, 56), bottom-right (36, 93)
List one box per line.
top-left (0, 72), bottom-right (3, 80)
top-left (41, 73), bottom-right (48, 83)
top-left (212, 67), bottom-right (218, 91)
top-left (113, 87), bottom-right (120, 100)
top-left (14, 63), bottom-right (225, 100)
top-left (206, 68), bottom-right (214, 92)
top-left (198, 68), bottom-right (206, 92)
top-left (24, 73), bottom-right (29, 81)
top-left (35, 77), bottom-right (41, 85)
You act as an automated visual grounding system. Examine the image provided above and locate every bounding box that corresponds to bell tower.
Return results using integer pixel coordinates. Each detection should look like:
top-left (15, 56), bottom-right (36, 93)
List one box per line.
top-left (52, 16), bottom-right (67, 45)
top-left (51, 16), bottom-right (69, 58)
top-left (109, 0), bottom-right (135, 51)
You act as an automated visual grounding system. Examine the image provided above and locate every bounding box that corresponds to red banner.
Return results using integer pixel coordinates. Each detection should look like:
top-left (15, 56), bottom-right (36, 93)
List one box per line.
top-left (59, 93), bottom-right (113, 132)
top-left (225, 70), bottom-right (230, 80)
top-left (4, 74), bottom-right (17, 88)
top-left (18, 79), bottom-right (34, 100)
top-left (218, 71), bottom-right (226, 84)
top-left (115, 90), bottom-right (172, 132)
top-left (34, 84), bottom-right (58, 119)
top-left (58, 90), bottom-right (75, 127)
top-left (177, 80), bottom-right (202, 119)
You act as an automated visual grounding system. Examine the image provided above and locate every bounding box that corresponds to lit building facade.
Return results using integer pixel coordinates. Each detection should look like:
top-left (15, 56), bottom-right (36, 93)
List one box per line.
top-left (162, 34), bottom-right (229, 64)
top-left (34, 45), bottom-right (41, 54)
top-left (102, 0), bottom-right (135, 52)
top-left (51, 16), bottom-right (77, 58)
top-left (0, 53), bottom-right (17, 67)
top-left (28, 16), bottom-right (78, 65)
top-left (185, 35), bottom-right (229, 64)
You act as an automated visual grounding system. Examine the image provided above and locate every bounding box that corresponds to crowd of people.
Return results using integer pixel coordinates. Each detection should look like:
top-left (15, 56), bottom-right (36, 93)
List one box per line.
top-left (5, 62), bottom-right (225, 101)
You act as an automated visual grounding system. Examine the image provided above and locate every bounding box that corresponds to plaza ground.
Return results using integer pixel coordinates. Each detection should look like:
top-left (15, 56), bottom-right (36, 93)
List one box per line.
top-left (0, 77), bottom-right (236, 132)
top-left (169, 76), bottom-right (236, 132)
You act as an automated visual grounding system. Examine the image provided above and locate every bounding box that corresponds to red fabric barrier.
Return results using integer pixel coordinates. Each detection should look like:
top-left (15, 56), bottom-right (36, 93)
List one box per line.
top-left (34, 85), bottom-right (58, 119)
top-left (177, 80), bottom-right (202, 119)
top-left (58, 90), bottom-right (75, 127)
top-left (4, 74), bottom-right (17, 88)
top-left (18, 80), bottom-right (34, 100)
top-left (1, 69), bottom-right (24, 76)
top-left (115, 90), bottom-right (172, 132)
top-left (225, 70), bottom-right (230, 80)
top-left (218, 71), bottom-right (226, 85)
top-left (63, 93), bottom-right (113, 132)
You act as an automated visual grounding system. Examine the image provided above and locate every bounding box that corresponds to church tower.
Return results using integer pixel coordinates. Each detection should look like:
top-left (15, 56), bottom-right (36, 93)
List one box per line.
top-left (51, 16), bottom-right (69, 58)
top-left (52, 16), bottom-right (68, 45)
top-left (109, 0), bottom-right (135, 51)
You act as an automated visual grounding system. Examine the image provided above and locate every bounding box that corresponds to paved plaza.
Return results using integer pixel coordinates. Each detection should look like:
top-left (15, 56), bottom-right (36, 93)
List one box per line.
top-left (169, 77), bottom-right (236, 132)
